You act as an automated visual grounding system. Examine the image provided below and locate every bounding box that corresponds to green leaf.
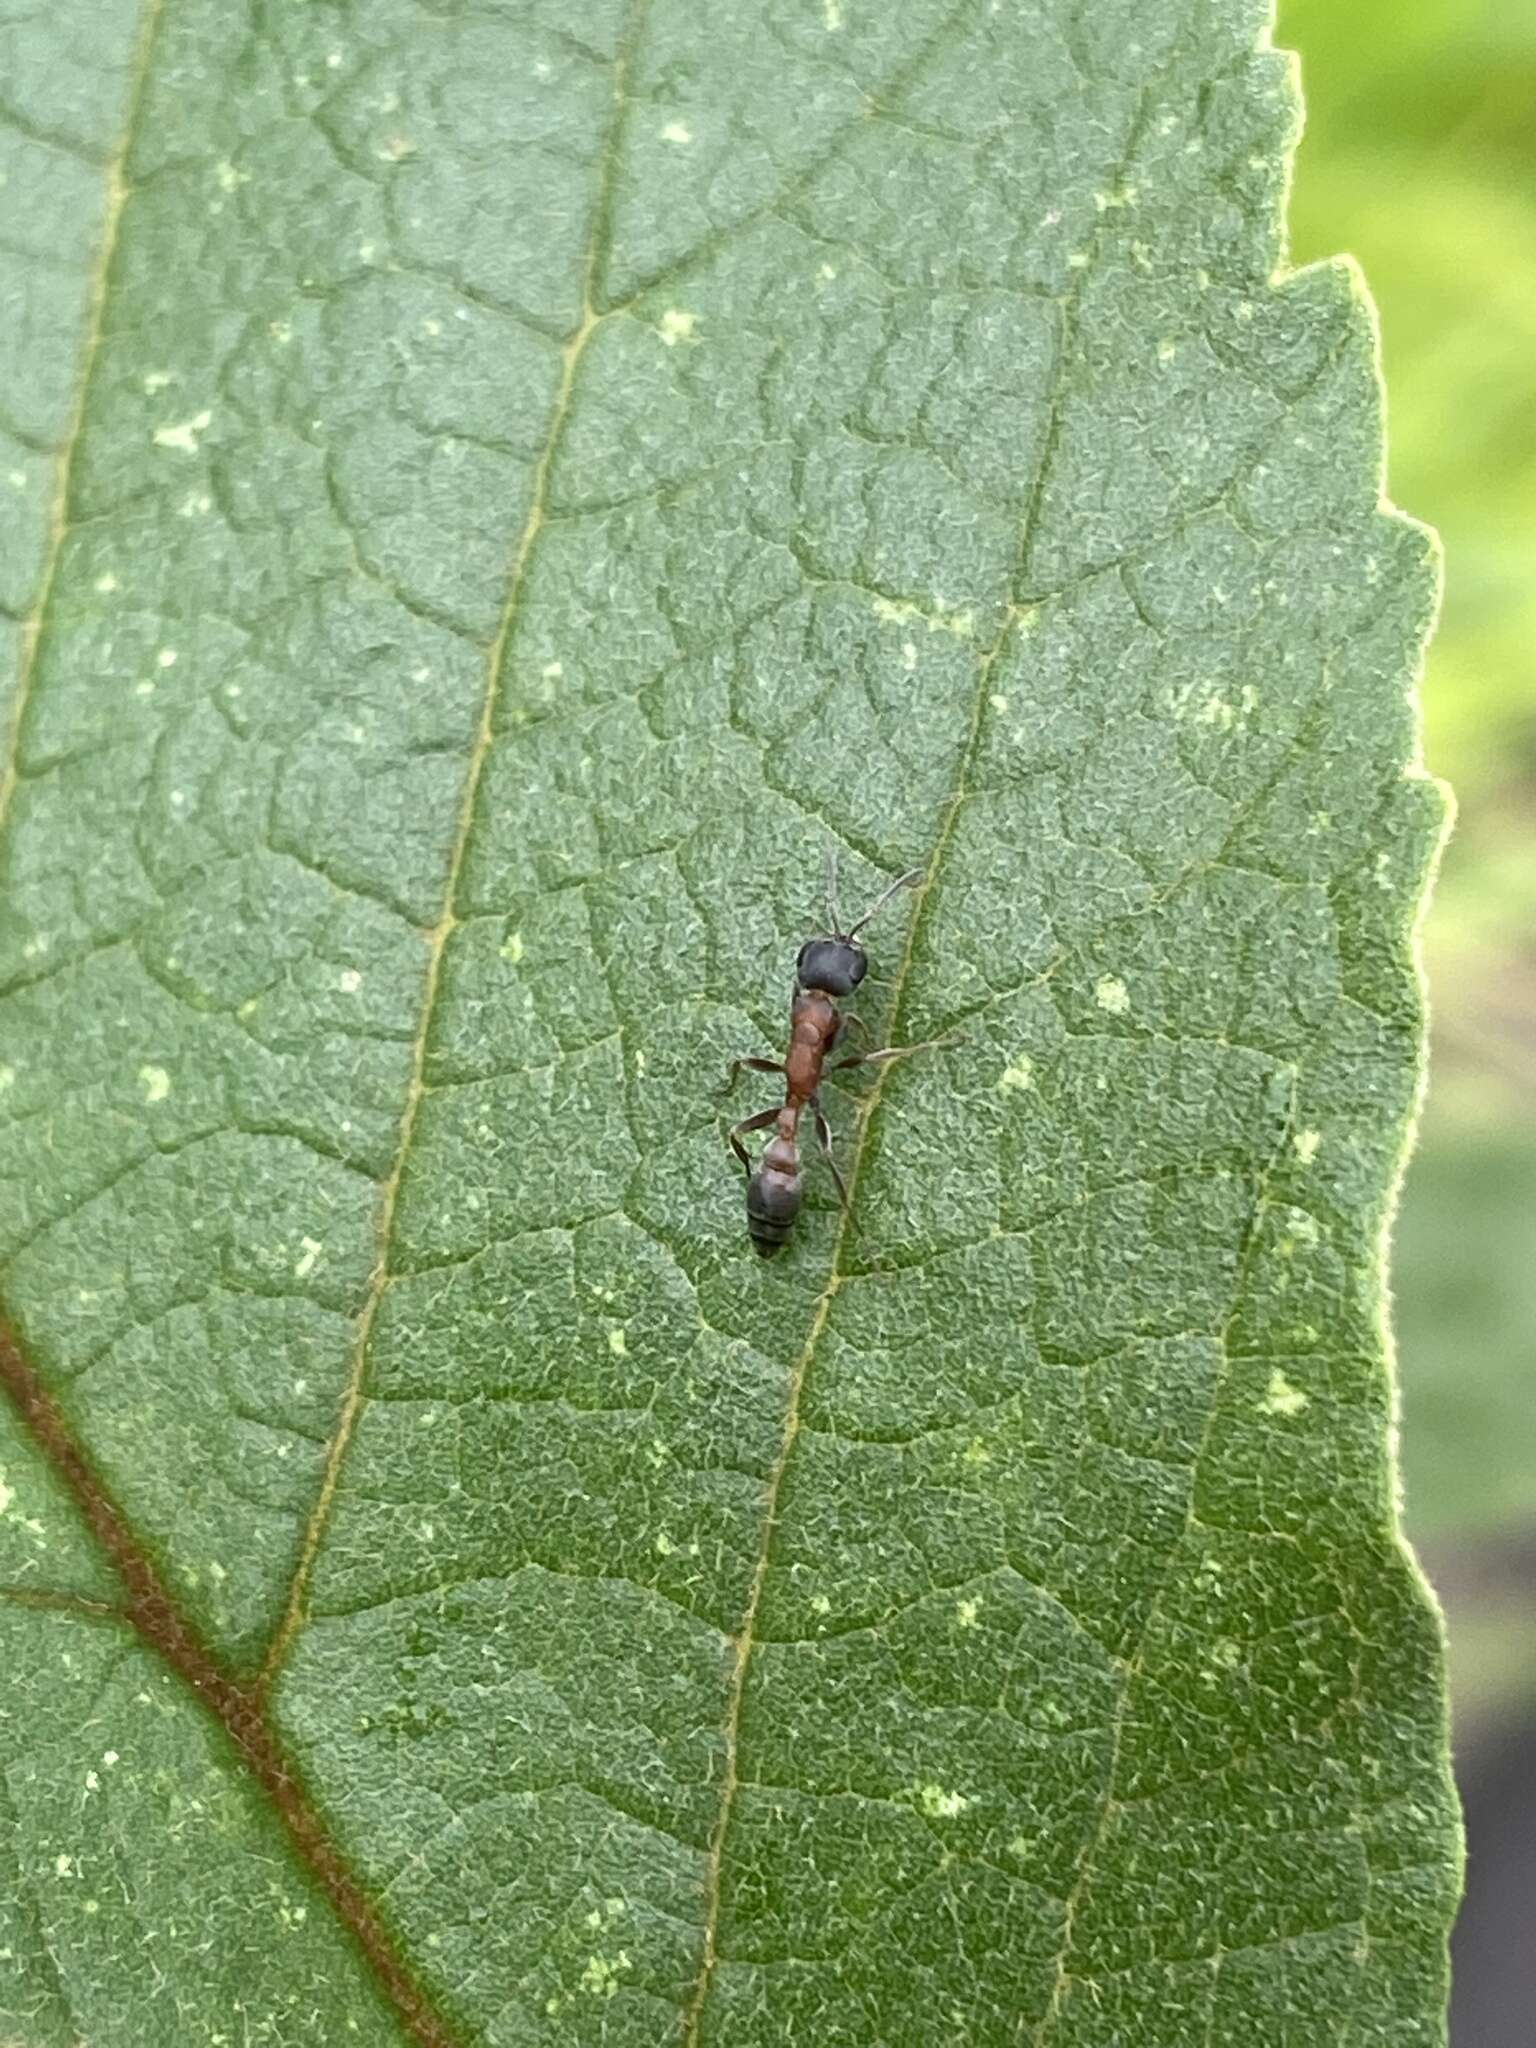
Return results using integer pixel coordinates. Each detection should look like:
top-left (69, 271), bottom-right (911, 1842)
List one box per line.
top-left (0, 0), bottom-right (1460, 2042)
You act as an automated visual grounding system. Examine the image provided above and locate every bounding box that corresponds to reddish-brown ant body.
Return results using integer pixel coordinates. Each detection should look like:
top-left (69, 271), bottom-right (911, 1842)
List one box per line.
top-left (724, 857), bottom-right (950, 1256)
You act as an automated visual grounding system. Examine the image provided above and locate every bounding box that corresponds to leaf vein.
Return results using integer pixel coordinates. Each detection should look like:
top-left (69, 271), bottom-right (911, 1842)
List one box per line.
top-left (0, 3), bottom-right (165, 856)
top-left (257, 0), bottom-right (658, 1697)
top-left (679, 72), bottom-right (1159, 2035)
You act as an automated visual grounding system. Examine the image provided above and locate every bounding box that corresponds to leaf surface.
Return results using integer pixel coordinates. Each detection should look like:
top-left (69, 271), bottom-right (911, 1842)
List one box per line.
top-left (0, 0), bottom-right (1460, 2042)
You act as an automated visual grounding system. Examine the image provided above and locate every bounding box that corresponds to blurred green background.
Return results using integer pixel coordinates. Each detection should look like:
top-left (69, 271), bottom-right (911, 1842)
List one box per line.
top-left (1280, 0), bottom-right (1536, 2032)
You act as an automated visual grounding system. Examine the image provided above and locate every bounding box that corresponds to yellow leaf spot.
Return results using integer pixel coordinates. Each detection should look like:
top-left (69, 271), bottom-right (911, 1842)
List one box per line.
top-left (658, 308), bottom-right (697, 347)
top-left (153, 410), bottom-right (212, 453)
top-left (1261, 1369), bottom-right (1309, 1418)
top-left (914, 1783), bottom-right (969, 1819)
top-left (579, 1951), bottom-right (632, 1997)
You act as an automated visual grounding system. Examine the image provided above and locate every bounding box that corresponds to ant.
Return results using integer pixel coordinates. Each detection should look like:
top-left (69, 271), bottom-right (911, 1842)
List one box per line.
top-left (723, 854), bottom-right (952, 1256)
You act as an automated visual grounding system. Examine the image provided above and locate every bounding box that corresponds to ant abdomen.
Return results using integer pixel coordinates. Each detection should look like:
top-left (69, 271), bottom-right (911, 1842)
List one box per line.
top-left (747, 1138), bottom-right (801, 1258)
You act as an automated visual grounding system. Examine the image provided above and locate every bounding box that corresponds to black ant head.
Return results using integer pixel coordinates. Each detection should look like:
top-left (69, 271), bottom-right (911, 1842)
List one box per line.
top-left (796, 935), bottom-right (868, 998)
top-left (798, 860), bottom-right (923, 998)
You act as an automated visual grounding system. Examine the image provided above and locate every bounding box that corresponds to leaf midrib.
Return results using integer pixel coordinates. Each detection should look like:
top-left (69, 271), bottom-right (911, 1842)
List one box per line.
top-left (0, 1316), bottom-right (458, 2048)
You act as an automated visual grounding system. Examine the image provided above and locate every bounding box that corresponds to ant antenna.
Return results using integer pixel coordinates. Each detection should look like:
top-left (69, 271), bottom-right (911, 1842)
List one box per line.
top-left (846, 867), bottom-right (924, 940)
top-left (824, 845), bottom-right (843, 937)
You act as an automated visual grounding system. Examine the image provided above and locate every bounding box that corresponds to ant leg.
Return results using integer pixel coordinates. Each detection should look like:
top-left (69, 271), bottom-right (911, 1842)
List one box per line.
top-left (720, 1055), bottom-right (784, 1099)
top-left (811, 1099), bottom-right (855, 1220)
top-left (838, 1011), bottom-right (870, 1042)
top-left (832, 1032), bottom-right (961, 1073)
top-left (726, 1104), bottom-right (779, 1174)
